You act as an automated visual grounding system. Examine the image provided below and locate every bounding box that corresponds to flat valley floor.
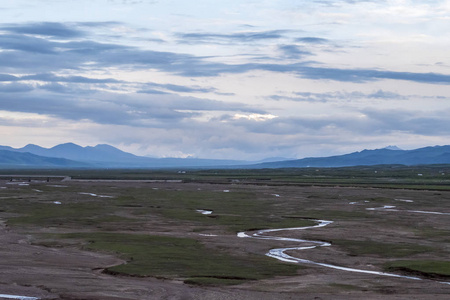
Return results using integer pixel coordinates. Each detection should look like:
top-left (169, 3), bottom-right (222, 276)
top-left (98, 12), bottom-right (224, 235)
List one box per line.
top-left (0, 179), bottom-right (449, 299)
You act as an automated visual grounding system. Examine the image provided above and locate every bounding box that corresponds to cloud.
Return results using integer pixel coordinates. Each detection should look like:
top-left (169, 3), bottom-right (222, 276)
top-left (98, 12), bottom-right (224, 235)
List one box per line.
top-left (278, 45), bottom-right (312, 59)
top-left (270, 90), bottom-right (407, 102)
top-left (296, 37), bottom-right (330, 44)
top-left (0, 74), bottom-right (19, 81)
top-left (38, 83), bottom-right (96, 95)
top-left (361, 108), bottom-right (450, 135)
top-left (177, 30), bottom-right (288, 44)
top-left (0, 22), bottom-right (85, 38)
top-left (293, 66), bottom-right (450, 84)
top-left (21, 73), bottom-right (122, 84)
top-left (139, 82), bottom-right (217, 94)
top-left (0, 83), bottom-right (34, 93)
top-left (0, 84), bottom-right (265, 128)
top-left (0, 34), bottom-right (59, 54)
top-left (220, 107), bottom-right (450, 138)
top-left (1, 22), bottom-right (449, 85)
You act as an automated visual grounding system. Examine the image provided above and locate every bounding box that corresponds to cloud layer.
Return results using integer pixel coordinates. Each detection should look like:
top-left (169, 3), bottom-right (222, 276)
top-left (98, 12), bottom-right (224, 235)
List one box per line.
top-left (1, 0), bottom-right (449, 159)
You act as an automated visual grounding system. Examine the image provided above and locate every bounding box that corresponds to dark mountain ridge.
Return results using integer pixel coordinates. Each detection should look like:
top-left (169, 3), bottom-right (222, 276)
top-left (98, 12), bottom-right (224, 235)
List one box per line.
top-left (253, 145), bottom-right (450, 168)
top-left (0, 143), bottom-right (251, 168)
top-left (0, 149), bottom-right (91, 168)
top-left (1, 143), bottom-right (450, 169)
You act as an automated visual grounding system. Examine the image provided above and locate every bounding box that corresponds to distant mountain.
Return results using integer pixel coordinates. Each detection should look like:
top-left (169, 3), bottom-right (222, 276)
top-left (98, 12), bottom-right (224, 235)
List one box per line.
top-left (14, 143), bottom-right (140, 163)
top-left (383, 145), bottom-right (402, 151)
top-left (1, 143), bottom-right (450, 169)
top-left (1, 143), bottom-right (250, 168)
top-left (0, 150), bottom-right (91, 168)
top-left (252, 145), bottom-right (450, 168)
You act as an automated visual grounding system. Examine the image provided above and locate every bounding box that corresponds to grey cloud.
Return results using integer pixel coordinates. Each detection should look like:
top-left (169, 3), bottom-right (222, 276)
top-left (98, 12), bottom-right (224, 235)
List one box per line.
top-left (278, 45), bottom-right (312, 59)
top-left (270, 90), bottom-right (406, 102)
top-left (1, 22), bottom-right (449, 86)
top-left (138, 89), bottom-right (171, 95)
top-left (177, 30), bottom-right (288, 44)
top-left (0, 74), bottom-right (19, 81)
top-left (1, 22), bottom-right (85, 38)
top-left (367, 90), bottom-right (405, 99)
top-left (296, 37), bottom-right (329, 44)
top-left (220, 105), bottom-right (450, 138)
top-left (294, 66), bottom-right (450, 84)
top-left (0, 86), bottom-right (264, 127)
top-left (361, 109), bottom-right (450, 135)
top-left (38, 83), bottom-right (96, 95)
top-left (0, 34), bottom-right (58, 54)
top-left (140, 83), bottom-right (217, 94)
top-left (0, 83), bottom-right (34, 93)
top-left (0, 93), bottom-right (191, 127)
top-left (164, 60), bottom-right (450, 85)
top-left (22, 73), bottom-right (122, 84)
top-left (76, 21), bottom-right (123, 27)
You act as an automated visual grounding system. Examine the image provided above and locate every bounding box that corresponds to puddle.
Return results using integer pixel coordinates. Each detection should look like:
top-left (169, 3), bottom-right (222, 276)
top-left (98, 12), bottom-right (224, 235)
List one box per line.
top-left (407, 210), bottom-right (450, 216)
top-left (0, 294), bottom-right (39, 300)
top-left (366, 206), bottom-right (398, 211)
top-left (196, 209), bottom-right (213, 215)
top-left (78, 192), bottom-right (114, 198)
top-left (395, 199), bottom-right (414, 203)
top-left (366, 206), bottom-right (450, 215)
top-left (79, 192), bottom-right (97, 197)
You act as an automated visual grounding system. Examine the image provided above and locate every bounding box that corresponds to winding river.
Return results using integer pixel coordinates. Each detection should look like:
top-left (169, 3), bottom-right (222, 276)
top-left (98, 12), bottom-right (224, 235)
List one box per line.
top-left (238, 219), bottom-right (449, 283)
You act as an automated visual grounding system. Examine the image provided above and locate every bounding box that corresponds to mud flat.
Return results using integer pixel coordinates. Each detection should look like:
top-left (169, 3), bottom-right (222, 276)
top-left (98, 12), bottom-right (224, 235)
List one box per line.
top-left (0, 178), bottom-right (449, 299)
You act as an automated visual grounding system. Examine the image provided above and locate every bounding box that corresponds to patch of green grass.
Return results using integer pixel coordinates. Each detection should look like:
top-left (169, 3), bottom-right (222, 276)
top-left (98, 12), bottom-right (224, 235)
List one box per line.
top-left (414, 227), bottom-right (450, 239)
top-left (329, 283), bottom-right (361, 291)
top-left (7, 200), bottom-right (135, 228)
top-left (384, 260), bottom-right (450, 278)
top-left (60, 232), bottom-right (301, 285)
top-left (302, 209), bottom-right (373, 220)
top-left (114, 187), bottom-right (317, 232)
top-left (333, 240), bottom-right (433, 258)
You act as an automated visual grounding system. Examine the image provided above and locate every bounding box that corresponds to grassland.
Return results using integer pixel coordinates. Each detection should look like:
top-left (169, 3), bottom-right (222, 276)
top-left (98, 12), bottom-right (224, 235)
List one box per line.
top-left (0, 166), bottom-right (449, 299)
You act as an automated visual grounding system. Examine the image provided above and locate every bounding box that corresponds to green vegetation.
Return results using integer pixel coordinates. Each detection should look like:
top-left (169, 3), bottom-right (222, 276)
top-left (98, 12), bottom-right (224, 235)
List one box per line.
top-left (333, 240), bottom-right (433, 258)
top-left (2, 164), bottom-right (450, 189)
top-left (59, 232), bottom-right (301, 285)
top-left (384, 260), bottom-right (450, 278)
top-left (1, 165), bottom-right (450, 286)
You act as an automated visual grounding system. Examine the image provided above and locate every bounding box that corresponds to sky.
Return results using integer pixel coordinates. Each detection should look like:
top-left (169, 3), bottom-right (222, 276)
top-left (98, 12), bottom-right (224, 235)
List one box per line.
top-left (1, 0), bottom-right (450, 160)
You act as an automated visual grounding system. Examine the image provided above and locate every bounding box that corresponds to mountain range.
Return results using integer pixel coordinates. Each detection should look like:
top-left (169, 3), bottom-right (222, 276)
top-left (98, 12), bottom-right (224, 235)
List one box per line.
top-left (0, 143), bottom-right (450, 169)
top-left (0, 143), bottom-right (264, 169)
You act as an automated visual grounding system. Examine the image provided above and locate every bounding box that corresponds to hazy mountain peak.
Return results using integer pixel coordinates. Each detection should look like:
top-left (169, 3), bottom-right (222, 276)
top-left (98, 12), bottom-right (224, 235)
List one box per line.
top-left (383, 145), bottom-right (402, 150)
top-left (22, 144), bottom-right (46, 150)
top-left (51, 142), bottom-right (83, 149)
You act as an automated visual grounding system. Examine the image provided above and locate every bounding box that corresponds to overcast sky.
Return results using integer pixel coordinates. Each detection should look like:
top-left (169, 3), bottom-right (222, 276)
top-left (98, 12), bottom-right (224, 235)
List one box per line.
top-left (1, 0), bottom-right (449, 160)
